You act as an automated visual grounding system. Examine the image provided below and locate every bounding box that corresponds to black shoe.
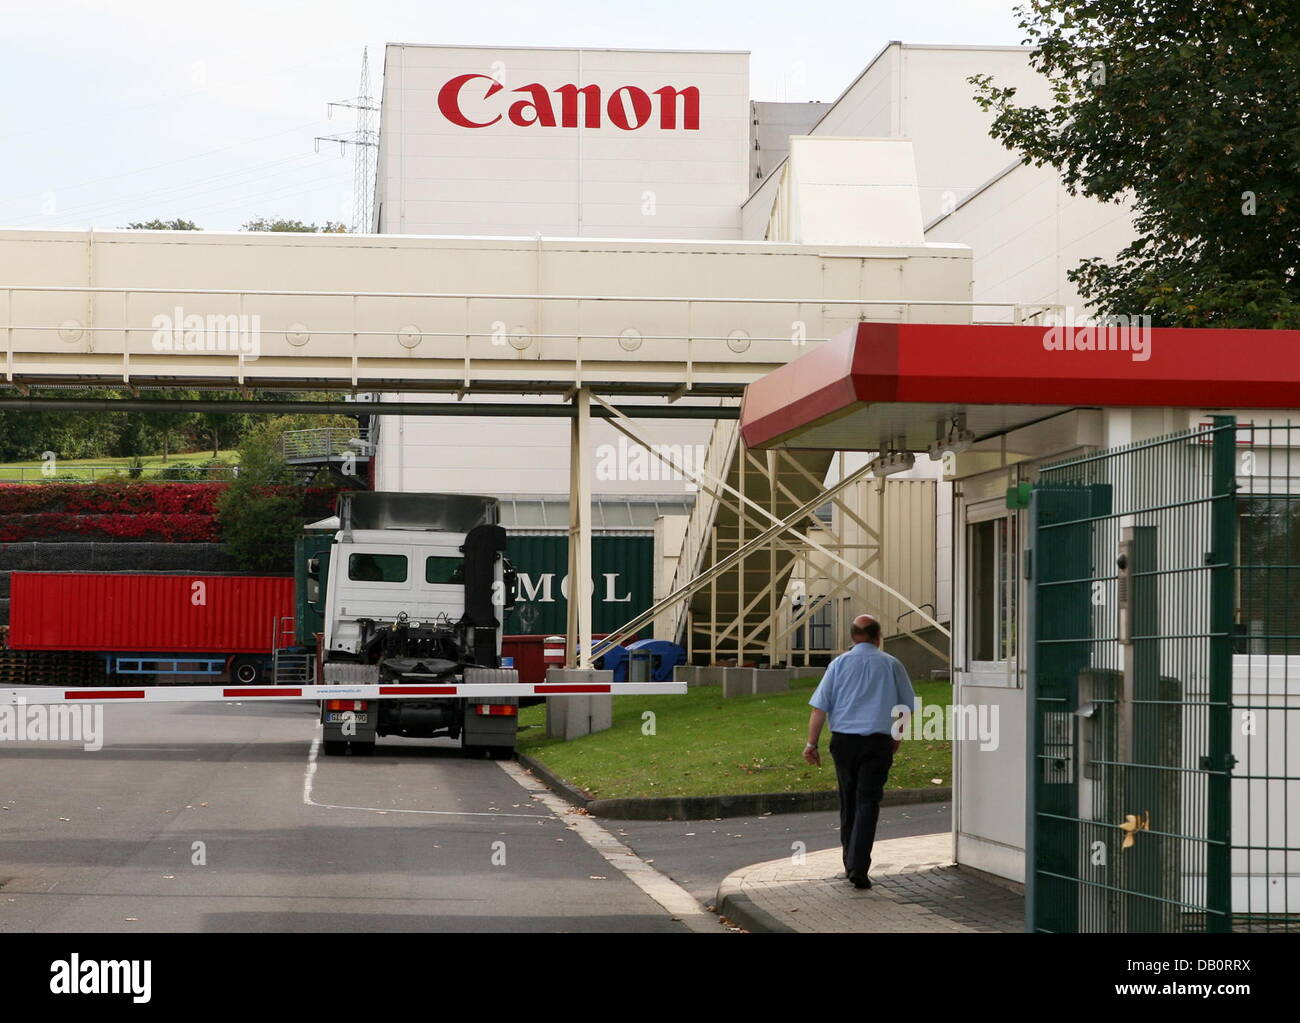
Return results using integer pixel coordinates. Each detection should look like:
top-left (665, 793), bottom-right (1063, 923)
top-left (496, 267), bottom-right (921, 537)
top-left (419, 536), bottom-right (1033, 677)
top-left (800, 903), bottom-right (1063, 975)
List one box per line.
top-left (848, 874), bottom-right (872, 890)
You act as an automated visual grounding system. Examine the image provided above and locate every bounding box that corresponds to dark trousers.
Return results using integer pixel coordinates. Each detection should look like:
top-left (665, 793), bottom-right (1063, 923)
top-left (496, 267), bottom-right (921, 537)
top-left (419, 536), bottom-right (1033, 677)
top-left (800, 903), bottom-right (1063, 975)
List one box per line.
top-left (829, 731), bottom-right (895, 878)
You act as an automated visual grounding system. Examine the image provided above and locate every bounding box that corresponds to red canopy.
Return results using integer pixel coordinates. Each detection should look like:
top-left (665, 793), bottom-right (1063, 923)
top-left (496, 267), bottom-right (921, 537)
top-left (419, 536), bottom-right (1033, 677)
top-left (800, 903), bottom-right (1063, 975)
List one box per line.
top-left (739, 322), bottom-right (1300, 451)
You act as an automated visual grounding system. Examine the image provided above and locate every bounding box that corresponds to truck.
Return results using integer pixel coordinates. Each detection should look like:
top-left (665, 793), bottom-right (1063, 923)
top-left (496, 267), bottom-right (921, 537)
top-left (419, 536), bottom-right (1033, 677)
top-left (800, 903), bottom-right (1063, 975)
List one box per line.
top-left (308, 491), bottom-right (522, 759)
top-left (1, 490), bottom-right (680, 759)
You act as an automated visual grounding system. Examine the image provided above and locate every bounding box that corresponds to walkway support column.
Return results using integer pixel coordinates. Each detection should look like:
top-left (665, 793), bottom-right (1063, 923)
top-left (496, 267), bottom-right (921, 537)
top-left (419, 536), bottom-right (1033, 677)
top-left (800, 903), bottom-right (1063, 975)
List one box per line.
top-left (566, 387), bottom-right (594, 668)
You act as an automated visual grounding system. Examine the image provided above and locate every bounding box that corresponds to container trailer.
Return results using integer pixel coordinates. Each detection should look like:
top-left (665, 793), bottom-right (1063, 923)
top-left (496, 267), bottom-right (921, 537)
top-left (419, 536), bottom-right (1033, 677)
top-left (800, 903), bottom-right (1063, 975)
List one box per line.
top-left (5, 572), bottom-right (293, 684)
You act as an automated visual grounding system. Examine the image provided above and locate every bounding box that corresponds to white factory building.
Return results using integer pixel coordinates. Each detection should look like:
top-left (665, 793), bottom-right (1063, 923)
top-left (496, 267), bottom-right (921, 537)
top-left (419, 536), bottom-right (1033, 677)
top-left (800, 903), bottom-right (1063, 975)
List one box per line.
top-left (369, 39), bottom-right (1300, 907)
top-left (367, 40), bottom-right (1136, 674)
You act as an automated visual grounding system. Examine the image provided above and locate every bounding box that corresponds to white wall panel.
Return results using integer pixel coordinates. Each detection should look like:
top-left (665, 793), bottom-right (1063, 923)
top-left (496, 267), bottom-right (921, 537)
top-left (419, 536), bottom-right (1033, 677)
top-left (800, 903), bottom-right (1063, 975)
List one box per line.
top-left (376, 44), bottom-right (750, 240)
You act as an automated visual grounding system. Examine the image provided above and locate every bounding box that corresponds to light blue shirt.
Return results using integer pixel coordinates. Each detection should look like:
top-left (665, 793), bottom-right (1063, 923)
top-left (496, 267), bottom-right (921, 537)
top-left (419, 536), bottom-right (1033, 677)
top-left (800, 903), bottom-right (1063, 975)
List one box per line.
top-left (809, 642), bottom-right (916, 736)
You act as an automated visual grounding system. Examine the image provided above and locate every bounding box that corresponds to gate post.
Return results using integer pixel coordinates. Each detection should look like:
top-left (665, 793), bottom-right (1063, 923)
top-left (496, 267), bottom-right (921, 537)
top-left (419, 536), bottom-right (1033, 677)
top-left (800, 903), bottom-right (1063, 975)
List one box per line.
top-left (1024, 487), bottom-right (1038, 933)
top-left (1206, 415), bottom-right (1237, 931)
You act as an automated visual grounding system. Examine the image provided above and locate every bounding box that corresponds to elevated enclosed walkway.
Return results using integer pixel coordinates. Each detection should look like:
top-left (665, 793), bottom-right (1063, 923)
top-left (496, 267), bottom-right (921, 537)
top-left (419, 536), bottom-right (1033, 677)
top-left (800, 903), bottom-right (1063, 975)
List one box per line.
top-left (0, 228), bottom-right (974, 395)
top-left (0, 228), bottom-right (1029, 668)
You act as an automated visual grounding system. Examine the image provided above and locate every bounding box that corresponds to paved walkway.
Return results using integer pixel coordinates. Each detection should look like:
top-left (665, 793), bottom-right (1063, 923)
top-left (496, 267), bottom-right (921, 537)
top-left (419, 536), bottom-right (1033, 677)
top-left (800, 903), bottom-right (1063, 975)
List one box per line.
top-left (716, 833), bottom-right (1025, 933)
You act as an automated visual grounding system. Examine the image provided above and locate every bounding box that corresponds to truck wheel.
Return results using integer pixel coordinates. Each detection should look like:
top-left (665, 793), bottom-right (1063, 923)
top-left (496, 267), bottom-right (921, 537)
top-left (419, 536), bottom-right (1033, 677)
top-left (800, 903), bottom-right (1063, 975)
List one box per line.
top-left (322, 740), bottom-right (348, 756)
top-left (230, 656), bottom-right (263, 685)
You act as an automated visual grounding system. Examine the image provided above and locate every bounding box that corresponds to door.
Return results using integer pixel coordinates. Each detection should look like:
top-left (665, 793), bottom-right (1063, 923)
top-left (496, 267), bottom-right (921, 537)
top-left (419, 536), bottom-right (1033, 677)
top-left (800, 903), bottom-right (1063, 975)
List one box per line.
top-left (1028, 417), bottom-right (1237, 932)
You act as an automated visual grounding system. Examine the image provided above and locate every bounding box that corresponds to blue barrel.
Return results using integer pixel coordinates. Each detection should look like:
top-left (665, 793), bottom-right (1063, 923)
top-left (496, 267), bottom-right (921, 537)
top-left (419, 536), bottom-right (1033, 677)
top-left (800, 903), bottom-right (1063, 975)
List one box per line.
top-left (626, 638), bottom-right (686, 682)
top-left (592, 641), bottom-right (629, 681)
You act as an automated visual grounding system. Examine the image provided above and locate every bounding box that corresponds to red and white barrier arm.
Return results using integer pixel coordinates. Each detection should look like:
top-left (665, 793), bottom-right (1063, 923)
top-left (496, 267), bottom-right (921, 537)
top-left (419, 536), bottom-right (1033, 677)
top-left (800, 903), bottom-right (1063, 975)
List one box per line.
top-left (0, 681), bottom-right (686, 705)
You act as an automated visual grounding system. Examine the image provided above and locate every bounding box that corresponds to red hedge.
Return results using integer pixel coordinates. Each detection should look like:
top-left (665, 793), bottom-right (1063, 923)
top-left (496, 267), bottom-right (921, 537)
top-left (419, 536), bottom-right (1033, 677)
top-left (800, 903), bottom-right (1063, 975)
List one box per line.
top-left (0, 512), bottom-right (220, 543)
top-left (0, 482), bottom-right (341, 542)
top-left (0, 482), bottom-right (221, 515)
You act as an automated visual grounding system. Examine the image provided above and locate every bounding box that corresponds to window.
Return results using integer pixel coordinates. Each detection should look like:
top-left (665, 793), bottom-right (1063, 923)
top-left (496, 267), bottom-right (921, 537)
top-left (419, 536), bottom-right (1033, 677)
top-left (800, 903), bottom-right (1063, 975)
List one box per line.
top-left (967, 516), bottom-right (1017, 662)
top-left (601, 501), bottom-right (633, 527)
top-left (541, 501), bottom-right (569, 527)
top-left (809, 601), bottom-right (833, 650)
top-left (1237, 497), bottom-right (1300, 654)
top-left (425, 556), bottom-right (464, 585)
top-left (511, 501), bottom-right (546, 527)
top-left (793, 599), bottom-right (832, 651)
top-left (348, 553), bottom-right (408, 583)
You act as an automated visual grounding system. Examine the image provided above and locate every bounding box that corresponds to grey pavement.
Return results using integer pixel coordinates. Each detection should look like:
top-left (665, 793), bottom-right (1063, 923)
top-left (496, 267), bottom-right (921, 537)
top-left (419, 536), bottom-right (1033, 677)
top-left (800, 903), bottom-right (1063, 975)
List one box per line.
top-left (0, 701), bottom-right (695, 932)
top-left (715, 832), bottom-right (1026, 933)
top-left (610, 801), bottom-right (952, 906)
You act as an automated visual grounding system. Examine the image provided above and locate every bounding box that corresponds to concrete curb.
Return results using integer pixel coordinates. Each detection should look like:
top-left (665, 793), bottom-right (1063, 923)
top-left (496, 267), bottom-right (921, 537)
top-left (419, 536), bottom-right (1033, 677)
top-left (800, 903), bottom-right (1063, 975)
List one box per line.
top-left (515, 753), bottom-right (594, 808)
top-left (715, 878), bottom-right (798, 934)
top-left (515, 752), bottom-right (951, 820)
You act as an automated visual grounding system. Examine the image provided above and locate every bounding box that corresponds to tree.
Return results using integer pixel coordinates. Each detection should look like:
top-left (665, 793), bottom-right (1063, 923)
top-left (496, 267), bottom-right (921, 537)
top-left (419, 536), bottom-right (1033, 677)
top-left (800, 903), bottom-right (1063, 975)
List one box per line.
top-left (193, 393), bottom-right (256, 458)
top-left (124, 219), bottom-right (201, 230)
top-left (0, 390), bottom-right (128, 462)
top-left (133, 390), bottom-right (200, 462)
top-left (970, 1), bottom-right (1299, 328)
top-left (242, 217), bottom-right (347, 233)
top-left (216, 421), bottom-right (302, 572)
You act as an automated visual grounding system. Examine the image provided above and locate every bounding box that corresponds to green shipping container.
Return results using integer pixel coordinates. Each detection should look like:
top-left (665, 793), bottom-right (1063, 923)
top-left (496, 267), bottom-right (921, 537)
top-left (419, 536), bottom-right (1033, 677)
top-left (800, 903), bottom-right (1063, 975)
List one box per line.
top-left (504, 535), bottom-right (654, 638)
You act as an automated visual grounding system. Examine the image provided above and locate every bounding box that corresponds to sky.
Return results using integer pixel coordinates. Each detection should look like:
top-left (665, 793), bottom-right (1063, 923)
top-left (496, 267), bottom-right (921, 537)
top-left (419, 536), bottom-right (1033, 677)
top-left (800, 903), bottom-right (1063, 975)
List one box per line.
top-left (0, 0), bottom-right (1026, 232)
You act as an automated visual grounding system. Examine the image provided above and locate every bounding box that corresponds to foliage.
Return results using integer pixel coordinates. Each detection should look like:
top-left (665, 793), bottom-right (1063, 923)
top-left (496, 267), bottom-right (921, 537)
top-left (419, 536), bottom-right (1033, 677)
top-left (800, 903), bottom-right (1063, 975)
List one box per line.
top-left (0, 391), bottom-right (129, 461)
top-left (154, 462), bottom-right (207, 482)
top-left (0, 482), bottom-right (222, 542)
top-left (0, 389), bottom-right (360, 464)
top-left (0, 481), bottom-right (222, 515)
top-left (0, 478), bottom-right (333, 546)
top-left (216, 420), bottom-right (342, 571)
top-left (241, 217), bottom-right (348, 233)
top-left (131, 389), bottom-right (200, 461)
top-left (970, 1), bottom-right (1300, 327)
top-left (123, 219), bottom-right (201, 231)
top-left (0, 512), bottom-right (220, 543)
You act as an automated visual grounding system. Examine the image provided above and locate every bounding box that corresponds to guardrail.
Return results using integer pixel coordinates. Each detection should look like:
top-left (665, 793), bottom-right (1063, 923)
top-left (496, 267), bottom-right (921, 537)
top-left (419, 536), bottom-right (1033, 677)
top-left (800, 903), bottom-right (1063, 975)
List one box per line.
top-left (281, 427), bottom-right (368, 461)
top-left (0, 463), bottom-right (235, 483)
top-left (1, 283), bottom-right (1065, 392)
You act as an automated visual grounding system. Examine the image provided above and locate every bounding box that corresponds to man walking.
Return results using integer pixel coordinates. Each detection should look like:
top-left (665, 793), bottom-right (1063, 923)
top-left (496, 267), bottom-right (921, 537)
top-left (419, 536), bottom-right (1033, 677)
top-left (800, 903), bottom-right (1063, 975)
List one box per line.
top-left (802, 614), bottom-right (915, 889)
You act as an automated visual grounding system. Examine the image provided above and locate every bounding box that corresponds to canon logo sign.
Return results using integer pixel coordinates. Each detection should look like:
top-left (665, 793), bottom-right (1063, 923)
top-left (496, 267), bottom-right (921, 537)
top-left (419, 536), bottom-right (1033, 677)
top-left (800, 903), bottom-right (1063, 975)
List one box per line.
top-left (437, 74), bottom-right (701, 130)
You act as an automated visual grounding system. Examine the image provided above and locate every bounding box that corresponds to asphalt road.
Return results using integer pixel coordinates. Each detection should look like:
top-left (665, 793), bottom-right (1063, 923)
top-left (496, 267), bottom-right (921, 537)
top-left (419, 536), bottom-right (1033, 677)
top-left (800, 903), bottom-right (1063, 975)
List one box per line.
top-left (0, 701), bottom-right (950, 932)
top-left (0, 701), bottom-right (696, 933)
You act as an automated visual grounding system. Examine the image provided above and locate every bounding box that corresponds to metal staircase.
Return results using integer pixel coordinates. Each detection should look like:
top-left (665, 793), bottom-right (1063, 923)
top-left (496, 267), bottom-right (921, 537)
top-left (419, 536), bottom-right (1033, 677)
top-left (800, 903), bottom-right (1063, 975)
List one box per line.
top-left (665, 406), bottom-right (834, 664)
top-left (270, 616), bottom-right (315, 685)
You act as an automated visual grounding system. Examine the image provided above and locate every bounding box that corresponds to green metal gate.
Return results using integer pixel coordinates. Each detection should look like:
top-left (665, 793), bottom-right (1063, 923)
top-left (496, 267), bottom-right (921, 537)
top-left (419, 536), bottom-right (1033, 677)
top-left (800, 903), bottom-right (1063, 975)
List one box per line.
top-left (1029, 415), bottom-right (1299, 932)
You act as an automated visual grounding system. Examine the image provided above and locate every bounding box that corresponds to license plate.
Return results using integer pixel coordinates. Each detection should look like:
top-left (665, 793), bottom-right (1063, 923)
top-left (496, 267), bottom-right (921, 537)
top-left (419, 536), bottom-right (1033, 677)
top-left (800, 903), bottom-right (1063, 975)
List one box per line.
top-left (325, 712), bottom-right (369, 724)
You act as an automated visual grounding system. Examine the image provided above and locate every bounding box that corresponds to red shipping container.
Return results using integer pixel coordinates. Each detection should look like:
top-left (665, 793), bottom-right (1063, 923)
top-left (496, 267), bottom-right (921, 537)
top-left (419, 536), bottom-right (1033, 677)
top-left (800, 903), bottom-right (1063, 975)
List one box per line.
top-left (7, 573), bottom-right (294, 654)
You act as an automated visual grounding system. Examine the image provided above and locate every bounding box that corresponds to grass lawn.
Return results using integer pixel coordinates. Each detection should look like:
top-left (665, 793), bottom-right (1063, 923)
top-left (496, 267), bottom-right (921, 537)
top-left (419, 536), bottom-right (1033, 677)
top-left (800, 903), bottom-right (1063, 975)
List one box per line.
top-left (0, 450), bottom-right (239, 481)
top-left (517, 677), bottom-right (953, 800)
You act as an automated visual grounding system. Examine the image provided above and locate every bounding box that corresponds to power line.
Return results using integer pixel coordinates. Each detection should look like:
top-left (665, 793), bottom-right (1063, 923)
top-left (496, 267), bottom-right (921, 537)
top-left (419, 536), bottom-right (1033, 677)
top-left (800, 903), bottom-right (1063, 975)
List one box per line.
top-left (314, 48), bottom-right (377, 233)
top-left (0, 121), bottom-right (330, 214)
top-left (8, 152), bottom-right (331, 229)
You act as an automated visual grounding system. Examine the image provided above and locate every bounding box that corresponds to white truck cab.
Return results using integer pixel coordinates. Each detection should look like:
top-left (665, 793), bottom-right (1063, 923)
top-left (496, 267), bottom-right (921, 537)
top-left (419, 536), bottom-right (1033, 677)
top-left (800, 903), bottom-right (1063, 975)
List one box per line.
top-left (315, 492), bottom-right (518, 757)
